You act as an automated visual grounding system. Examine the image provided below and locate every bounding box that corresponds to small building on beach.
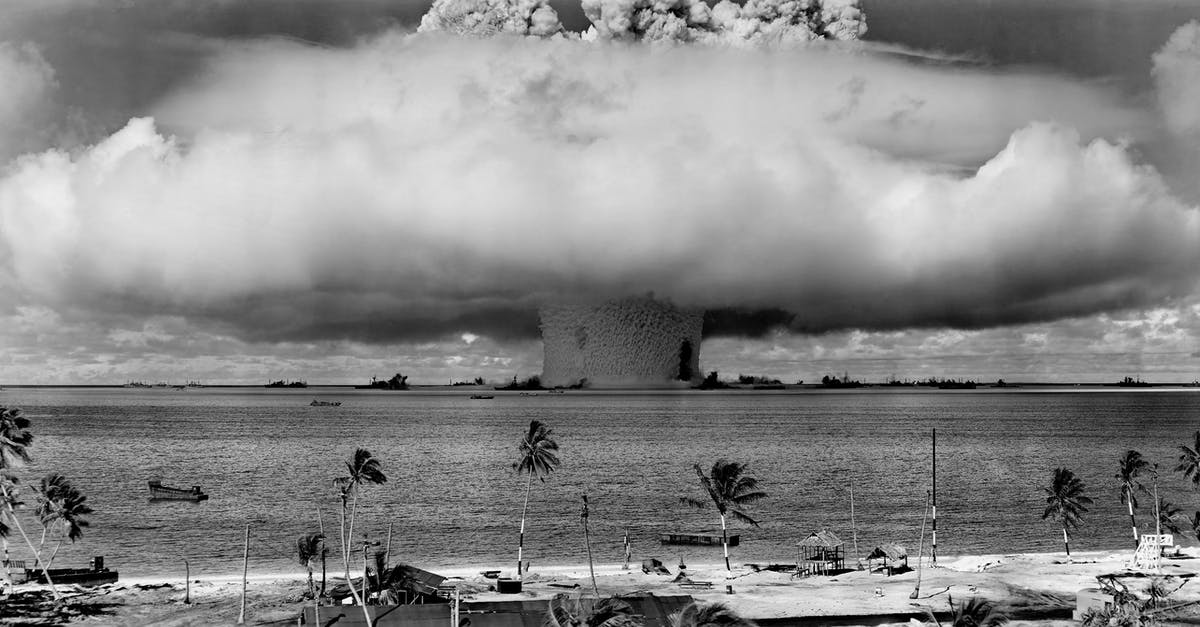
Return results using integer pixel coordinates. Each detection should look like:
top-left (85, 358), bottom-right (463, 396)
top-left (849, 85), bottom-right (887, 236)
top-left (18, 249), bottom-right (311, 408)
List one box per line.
top-left (866, 544), bottom-right (908, 576)
top-left (796, 530), bottom-right (845, 577)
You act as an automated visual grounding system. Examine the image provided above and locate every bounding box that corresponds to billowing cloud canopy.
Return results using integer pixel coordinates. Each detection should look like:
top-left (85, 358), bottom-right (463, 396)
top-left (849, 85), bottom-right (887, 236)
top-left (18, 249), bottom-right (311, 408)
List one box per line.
top-left (0, 7), bottom-right (1199, 384)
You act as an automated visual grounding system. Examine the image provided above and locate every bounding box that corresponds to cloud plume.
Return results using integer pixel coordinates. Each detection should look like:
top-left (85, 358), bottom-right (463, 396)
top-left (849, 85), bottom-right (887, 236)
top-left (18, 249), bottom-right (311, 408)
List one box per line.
top-left (0, 32), bottom-right (1195, 347)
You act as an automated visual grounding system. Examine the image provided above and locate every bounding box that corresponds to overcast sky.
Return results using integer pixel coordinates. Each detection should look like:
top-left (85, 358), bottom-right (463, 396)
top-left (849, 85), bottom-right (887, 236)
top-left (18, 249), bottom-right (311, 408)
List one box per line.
top-left (1, 0), bottom-right (1199, 385)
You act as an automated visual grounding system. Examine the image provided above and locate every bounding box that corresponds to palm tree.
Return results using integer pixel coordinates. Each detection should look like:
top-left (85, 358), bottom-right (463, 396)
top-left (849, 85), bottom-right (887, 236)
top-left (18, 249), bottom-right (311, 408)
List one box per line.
top-left (0, 408), bottom-right (60, 600)
top-left (1042, 467), bottom-right (1092, 559)
top-left (1116, 450), bottom-right (1149, 547)
top-left (681, 460), bottom-right (766, 573)
top-left (924, 595), bottom-right (1008, 627)
top-left (514, 420), bottom-right (560, 578)
top-left (296, 532), bottom-right (326, 598)
top-left (1156, 497), bottom-right (1183, 536)
top-left (669, 601), bottom-right (758, 627)
top-left (332, 448), bottom-right (387, 616)
top-left (1176, 431), bottom-right (1200, 487)
top-left (33, 473), bottom-right (93, 570)
top-left (546, 594), bottom-right (642, 627)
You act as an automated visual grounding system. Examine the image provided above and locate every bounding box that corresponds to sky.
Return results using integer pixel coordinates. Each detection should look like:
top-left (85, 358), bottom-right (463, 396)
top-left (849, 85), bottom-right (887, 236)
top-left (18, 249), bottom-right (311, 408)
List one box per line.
top-left (0, 0), bottom-right (1199, 385)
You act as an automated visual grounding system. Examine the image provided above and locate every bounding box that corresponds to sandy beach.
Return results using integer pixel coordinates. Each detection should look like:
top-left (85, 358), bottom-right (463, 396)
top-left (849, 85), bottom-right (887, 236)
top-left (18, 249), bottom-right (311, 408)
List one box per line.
top-left (7, 548), bottom-right (1196, 626)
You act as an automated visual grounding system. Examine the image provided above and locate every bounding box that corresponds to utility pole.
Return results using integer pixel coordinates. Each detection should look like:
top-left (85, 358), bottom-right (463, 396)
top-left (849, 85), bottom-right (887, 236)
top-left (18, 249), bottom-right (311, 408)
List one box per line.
top-left (238, 525), bottom-right (249, 625)
top-left (931, 428), bottom-right (937, 567)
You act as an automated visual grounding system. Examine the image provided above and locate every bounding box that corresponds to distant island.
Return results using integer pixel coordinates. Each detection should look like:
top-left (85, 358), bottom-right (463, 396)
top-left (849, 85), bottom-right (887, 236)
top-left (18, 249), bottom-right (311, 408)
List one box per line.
top-left (265, 380), bottom-right (307, 388)
top-left (355, 373), bottom-right (408, 390)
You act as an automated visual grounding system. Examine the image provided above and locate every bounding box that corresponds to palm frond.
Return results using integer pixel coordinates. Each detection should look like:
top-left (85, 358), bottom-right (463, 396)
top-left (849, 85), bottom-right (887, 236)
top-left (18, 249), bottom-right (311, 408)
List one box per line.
top-left (517, 420), bottom-right (561, 480)
top-left (669, 601), bottom-right (757, 627)
top-left (0, 408), bottom-right (34, 470)
top-left (729, 509), bottom-right (760, 527)
top-left (680, 497), bottom-right (708, 510)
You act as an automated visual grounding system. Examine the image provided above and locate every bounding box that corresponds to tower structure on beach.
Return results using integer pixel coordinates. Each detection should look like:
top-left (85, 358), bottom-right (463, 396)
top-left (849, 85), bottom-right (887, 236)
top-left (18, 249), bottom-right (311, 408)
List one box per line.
top-left (539, 296), bottom-right (703, 388)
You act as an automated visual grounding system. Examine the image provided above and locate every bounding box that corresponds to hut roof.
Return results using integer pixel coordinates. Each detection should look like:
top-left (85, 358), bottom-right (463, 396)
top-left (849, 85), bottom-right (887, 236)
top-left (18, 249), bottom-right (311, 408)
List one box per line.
top-left (866, 544), bottom-right (907, 561)
top-left (796, 530), bottom-right (843, 548)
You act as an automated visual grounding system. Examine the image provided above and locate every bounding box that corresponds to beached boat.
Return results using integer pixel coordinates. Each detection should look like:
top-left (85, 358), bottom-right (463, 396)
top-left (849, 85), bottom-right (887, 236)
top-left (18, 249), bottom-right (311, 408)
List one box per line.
top-left (469, 394), bottom-right (494, 399)
top-left (659, 532), bottom-right (739, 547)
top-left (25, 556), bottom-right (118, 586)
top-left (148, 480), bottom-right (209, 501)
top-left (310, 400), bottom-right (342, 406)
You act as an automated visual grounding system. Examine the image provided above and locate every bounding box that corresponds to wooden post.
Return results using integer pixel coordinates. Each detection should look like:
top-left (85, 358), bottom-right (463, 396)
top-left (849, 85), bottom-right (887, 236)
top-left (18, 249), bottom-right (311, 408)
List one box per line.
top-left (581, 492), bottom-right (599, 598)
top-left (184, 559), bottom-right (191, 604)
top-left (909, 491), bottom-right (930, 600)
top-left (931, 428), bottom-right (937, 567)
top-left (849, 476), bottom-right (859, 568)
top-left (238, 524), bottom-right (249, 624)
top-left (384, 522), bottom-right (393, 566)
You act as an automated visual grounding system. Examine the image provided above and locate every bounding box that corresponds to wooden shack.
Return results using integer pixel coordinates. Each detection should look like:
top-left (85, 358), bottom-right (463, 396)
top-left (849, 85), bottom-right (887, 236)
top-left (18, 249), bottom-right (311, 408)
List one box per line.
top-left (866, 544), bottom-right (908, 576)
top-left (796, 531), bottom-right (844, 577)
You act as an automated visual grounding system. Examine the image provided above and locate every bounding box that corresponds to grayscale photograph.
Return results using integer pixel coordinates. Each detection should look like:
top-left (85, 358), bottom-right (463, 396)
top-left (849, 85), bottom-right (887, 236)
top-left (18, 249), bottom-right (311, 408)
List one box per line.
top-left (1, 0), bottom-right (1200, 624)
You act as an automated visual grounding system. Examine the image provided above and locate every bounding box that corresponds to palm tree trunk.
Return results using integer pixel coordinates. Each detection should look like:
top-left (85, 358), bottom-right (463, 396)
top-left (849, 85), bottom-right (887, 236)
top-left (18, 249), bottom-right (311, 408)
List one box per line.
top-left (3, 535), bottom-right (10, 591)
top-left (518, 472), bottom-right (533, 577)
top-left (344, 491), bottom-right (366, 609)
top-left (0, 484), bottom-right (60, 601)
top-left (1128, 499), bottom-right (1139, 548)
top-left (720, 513), bottom-right (730, 572)
top-left (46, 538), bottom-right (63, 571)
top-left (1062, 525), bottom-right (1071, 558)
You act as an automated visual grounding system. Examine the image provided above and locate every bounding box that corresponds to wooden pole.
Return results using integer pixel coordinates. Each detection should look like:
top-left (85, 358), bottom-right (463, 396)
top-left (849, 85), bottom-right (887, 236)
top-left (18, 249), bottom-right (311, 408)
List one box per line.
top-left (582, 493), bottom-right (599, 599)
top-left (931, 428), bottom-right (937, 567)
top-left (909, 491), bottom-right (930, 600)
top-left (849, 477), bottom-right (860, 568)
top-left (238, 524), bottom-right (249, 624)
top-left (184, 559), bottom-right (191, 604)
top-left (384, 522), bottom-right (393, 566)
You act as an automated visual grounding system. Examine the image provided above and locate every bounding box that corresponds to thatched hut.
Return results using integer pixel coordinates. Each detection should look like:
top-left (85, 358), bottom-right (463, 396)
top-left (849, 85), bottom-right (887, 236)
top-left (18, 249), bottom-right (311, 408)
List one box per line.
top-left (866, 544), bottom-right (908, 576)
top-left (795, 531), bottom-right (844, 576)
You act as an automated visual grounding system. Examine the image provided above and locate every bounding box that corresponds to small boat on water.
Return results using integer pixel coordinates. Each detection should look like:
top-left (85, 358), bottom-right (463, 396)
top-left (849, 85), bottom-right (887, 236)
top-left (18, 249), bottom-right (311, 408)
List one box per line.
top-left (310, 400), bottom-right (342, 406)
top-left (469, 394), bottom-right (494, 399)
top-left (148, 480), bottom-right (209, 501)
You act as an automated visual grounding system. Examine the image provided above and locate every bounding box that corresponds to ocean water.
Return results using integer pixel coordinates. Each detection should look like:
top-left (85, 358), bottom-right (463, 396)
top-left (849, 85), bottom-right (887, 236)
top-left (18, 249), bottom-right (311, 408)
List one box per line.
top-left (1, 387), bottom-right (1199, 579)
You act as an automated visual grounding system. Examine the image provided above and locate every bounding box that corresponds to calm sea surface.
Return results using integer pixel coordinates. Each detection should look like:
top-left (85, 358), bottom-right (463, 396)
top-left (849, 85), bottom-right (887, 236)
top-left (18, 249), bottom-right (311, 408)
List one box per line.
top-left (1, 387), bottom-right (1199, 579)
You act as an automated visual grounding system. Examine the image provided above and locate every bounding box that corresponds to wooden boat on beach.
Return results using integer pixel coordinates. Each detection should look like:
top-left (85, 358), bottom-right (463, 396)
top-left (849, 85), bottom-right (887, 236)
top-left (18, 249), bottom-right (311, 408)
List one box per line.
top-left (310, 399), bottom-right (342, 406)
top-left (469, 394), bottom-right (494, 399)
top-left (660, 531), bottom-right (739, 546)
top-left (148, 480), bottom-right (208, 501)
top-left (15, 556), bottom-right (118, 586)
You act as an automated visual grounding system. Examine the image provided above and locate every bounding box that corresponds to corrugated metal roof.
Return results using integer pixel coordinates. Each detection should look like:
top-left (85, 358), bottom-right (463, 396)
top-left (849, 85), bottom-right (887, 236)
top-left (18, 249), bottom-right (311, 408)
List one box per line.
top-left (796, 530), bottom-right (843, 547)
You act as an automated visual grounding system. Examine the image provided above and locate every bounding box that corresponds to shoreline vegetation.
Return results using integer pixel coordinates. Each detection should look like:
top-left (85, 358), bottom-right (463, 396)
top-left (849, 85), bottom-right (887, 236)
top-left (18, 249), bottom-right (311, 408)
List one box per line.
top-left (2, 372), bottom-right (1200, 386)
top-left (7, 409), bottom-right (1200, 624)
top-left (6, 551), bottom-right (1200, 625)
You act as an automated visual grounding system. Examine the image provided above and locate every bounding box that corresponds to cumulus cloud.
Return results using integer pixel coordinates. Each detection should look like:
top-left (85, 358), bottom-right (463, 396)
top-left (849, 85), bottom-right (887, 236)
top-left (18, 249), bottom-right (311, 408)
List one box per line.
top-left (0, 33), bottom-right (1195, 349)
top-left (579, 0), bottom-right (865, 44)
top-left (419, 0), bottom-right (565, 38)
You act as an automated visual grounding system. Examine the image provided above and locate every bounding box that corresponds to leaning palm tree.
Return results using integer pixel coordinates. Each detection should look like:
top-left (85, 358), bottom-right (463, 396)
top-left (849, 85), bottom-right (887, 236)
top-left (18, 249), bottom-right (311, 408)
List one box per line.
top-left (296, 532), bottom-right (326, 598)
top-left (669, 601), bottom-right (758, 627)
top-left (1042, 467), bottom-right (1092, 559)
top-left (0, 408), bottom-right (60, 600)
top-left (33, 473), bottom-right (93, 570)
top-left (514, 420), bottom-right (560, 577)
top-left (681, 460), bottom-right (766, 573)
top-left (1116, 450), bottom-right (1149, 547)
top-left (547, 594), bottom-right (643, 627)
top-left (1176, 431), bottom-right (1200, 488)
top-left (332, 448), bottom-right (387, 617)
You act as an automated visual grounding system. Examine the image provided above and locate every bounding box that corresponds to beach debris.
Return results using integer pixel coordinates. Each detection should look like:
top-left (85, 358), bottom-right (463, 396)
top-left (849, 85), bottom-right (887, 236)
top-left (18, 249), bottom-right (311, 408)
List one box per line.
top-left (642, 558), bottom-right (671, 575)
